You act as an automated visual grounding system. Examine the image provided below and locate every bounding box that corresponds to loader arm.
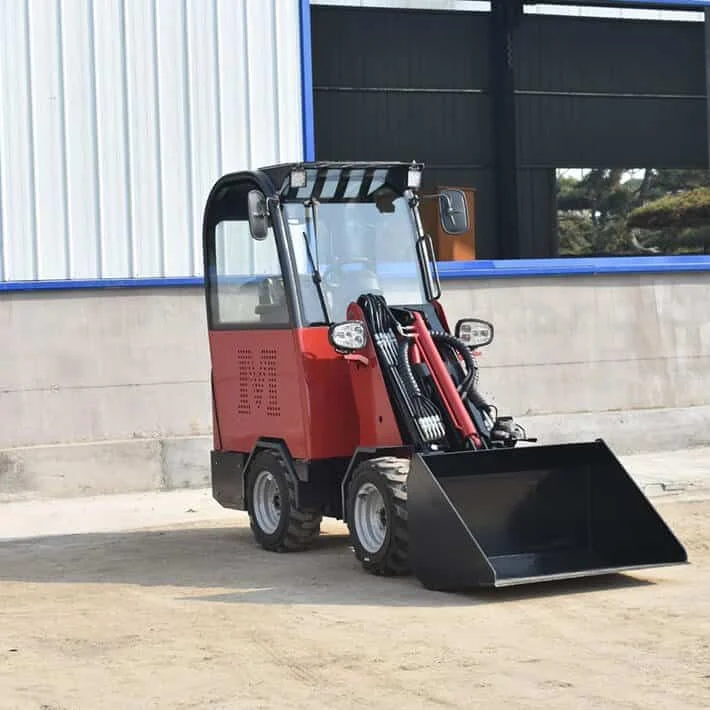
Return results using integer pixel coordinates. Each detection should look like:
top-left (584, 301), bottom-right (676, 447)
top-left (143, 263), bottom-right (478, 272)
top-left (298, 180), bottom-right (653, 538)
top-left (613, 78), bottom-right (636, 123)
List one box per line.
top-left (350, 294), bottom-right (520, 454)
top-left (342, 293), bottom-right (688, 590)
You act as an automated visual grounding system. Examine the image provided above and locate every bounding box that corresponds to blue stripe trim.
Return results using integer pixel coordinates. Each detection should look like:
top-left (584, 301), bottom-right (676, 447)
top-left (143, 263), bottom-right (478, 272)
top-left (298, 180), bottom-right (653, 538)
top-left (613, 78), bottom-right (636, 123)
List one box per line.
top-left (2, 256), bottom-right (710, 292)
top-left (299, 0), bottom-right (315, 161)
top-left (0, 277), bottom-right (204, 292)
top-left (437, 256), bottom-right (710, 279)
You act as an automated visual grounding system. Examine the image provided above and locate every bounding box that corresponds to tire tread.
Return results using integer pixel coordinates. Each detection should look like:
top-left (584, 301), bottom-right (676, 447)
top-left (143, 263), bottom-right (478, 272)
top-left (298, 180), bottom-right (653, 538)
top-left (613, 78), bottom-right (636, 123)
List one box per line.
top-left (347, 456), bottom-right (410, 576)
top-left (248, 451), bottom-right (322, 552)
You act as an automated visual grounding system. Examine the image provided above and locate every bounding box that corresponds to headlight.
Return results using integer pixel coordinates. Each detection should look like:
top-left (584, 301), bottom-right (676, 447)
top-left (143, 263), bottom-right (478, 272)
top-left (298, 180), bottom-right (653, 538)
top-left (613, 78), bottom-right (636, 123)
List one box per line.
top-left (407, 166), bottom-right (422, 189)
top-left (290, 166), bottom-right (307, 188)
top-left (328, 321), bottom-right (368, 352)
top-left (455, 318), bottom-right (494, 348)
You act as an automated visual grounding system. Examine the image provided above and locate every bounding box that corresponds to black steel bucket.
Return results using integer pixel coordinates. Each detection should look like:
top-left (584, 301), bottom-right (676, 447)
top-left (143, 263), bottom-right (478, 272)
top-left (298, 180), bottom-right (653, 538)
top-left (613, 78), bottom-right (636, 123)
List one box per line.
top-left (407, 440), bottom-right (687, 591)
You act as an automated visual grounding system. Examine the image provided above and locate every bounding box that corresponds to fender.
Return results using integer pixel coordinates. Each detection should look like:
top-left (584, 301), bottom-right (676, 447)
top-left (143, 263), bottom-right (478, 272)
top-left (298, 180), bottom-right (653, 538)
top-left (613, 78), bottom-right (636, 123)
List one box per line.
top-left (211, 438), bottom-right (301, 511)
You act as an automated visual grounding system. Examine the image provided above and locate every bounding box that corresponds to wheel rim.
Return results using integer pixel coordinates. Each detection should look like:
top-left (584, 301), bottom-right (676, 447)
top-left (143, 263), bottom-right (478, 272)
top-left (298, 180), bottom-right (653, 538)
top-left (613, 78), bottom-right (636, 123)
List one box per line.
top-left (353, 482), bottom-right (388, 554)
top-left (252, 470), bottom-right (282, 534)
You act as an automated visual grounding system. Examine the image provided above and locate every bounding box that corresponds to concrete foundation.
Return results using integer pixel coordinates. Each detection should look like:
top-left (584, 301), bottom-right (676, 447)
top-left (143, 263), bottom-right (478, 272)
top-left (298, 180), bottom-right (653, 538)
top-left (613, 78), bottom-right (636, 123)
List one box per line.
top-left (0, 436), bottom-right (209, 501)
top-left (2, 271), bottom-right (709, 500)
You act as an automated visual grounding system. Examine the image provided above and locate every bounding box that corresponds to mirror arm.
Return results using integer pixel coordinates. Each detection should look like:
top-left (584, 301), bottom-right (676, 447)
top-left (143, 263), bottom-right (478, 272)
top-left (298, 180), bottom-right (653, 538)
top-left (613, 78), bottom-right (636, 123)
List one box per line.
top-left (410, 191), bottom-right (440, 302)
top-left (420, 192), bottom-right (461, 214)
top-left (420, 189), bottom-right (470, 235)
top-left (424, 233), bottom-right (441, 301)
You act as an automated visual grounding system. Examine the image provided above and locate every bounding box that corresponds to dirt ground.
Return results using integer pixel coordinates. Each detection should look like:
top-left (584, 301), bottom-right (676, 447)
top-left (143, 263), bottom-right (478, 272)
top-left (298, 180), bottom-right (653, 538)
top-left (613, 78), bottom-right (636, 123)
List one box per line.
top-left (1, 496), bottom-right (709, 710)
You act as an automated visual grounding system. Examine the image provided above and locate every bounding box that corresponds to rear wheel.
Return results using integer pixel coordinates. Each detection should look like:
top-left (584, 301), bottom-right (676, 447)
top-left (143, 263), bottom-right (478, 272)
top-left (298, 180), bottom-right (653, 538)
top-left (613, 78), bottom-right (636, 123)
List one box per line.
top-left (246, 450), bottom-right (322, 552)
top-left (346, 457), bottom-right (410, 576)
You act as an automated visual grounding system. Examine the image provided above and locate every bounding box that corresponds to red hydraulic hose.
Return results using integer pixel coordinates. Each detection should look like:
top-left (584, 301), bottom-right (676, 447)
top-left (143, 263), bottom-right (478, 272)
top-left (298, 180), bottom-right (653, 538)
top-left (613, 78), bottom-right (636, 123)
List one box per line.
top-left (410, 312), bottom-right (482, 449)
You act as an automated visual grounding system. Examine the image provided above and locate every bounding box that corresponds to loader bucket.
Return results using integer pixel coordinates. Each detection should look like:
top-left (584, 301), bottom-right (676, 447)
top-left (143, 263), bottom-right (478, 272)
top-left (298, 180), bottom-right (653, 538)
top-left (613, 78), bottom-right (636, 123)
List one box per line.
top-left (407, 440), bottom-right (687, 591)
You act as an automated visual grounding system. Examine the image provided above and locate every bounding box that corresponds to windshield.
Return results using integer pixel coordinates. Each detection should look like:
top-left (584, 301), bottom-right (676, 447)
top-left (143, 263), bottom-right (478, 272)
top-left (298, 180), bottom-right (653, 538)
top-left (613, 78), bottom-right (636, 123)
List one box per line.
top-left (283, 191), bottom-right (427, 324)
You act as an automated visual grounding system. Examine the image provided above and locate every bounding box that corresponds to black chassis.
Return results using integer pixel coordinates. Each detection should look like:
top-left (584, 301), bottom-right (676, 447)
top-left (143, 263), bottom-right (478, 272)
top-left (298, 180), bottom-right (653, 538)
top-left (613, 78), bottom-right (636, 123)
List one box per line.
top-left (211, 439), bottom-right (413, 522)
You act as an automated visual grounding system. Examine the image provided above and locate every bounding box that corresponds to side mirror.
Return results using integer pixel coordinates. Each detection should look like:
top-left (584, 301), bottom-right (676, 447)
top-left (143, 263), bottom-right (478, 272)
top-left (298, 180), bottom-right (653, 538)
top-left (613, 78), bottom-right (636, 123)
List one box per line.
top-left (439, 189), bottom-right (469, 235)
top-left (455, 318), bottom-right (494, 348)
top-left (248, 189), bottom-right (269, 241)
top-left (328, 321), bottom-right (368, 353)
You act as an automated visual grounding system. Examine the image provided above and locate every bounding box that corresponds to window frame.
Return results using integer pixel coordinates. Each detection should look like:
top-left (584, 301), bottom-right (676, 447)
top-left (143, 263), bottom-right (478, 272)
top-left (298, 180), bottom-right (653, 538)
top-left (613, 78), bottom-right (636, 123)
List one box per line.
top-left (203, 174), bottom-right (301, 331)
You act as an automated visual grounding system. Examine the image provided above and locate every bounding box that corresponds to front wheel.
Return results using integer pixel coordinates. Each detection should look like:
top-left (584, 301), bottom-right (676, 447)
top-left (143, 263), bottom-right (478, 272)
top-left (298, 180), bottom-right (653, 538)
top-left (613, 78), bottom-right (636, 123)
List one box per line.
top-left (246, 450), bottom-right (322, 552)
top-left (346, 457), bottom-right (410, 576)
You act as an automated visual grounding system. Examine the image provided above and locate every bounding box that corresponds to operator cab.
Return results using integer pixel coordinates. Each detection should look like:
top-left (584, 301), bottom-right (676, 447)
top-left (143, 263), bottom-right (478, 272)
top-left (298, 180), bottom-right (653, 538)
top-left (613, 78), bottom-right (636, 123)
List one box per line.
top-left (202, 161), bottom-right (469, 332)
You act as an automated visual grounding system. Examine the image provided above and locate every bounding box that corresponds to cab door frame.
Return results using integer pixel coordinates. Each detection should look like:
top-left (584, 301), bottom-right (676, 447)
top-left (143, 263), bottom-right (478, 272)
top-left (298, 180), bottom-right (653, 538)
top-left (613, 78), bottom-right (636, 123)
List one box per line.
top-left (201, 170), bottom-right (303, 332)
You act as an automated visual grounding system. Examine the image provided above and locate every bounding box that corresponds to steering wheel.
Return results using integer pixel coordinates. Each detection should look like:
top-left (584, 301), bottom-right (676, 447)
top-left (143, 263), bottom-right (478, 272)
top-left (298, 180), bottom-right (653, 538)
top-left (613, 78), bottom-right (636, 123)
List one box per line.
top-left (322, 257), bottom-right (376, 290)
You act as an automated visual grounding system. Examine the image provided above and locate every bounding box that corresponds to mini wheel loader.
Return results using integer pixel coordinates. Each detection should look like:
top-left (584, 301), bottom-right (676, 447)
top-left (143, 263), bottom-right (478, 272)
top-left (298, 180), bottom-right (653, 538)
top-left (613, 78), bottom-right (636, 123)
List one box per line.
top-left (203, 161), bottom-right (686, 591)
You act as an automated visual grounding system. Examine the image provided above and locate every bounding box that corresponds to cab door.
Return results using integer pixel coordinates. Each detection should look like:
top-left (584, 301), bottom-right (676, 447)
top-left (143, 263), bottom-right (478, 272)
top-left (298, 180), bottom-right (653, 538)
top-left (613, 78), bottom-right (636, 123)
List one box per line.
top-left (204, 176), bottom-right (308, 457)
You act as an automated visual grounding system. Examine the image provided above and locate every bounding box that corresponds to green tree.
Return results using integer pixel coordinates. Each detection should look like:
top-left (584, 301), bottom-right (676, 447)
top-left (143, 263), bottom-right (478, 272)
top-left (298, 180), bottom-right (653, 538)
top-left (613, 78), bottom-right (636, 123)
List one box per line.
top-left (557, 169), bottom-right (639, 255)
top-left (556, 168), bottom-right (710, 256)
top-left (627, 187), bottom-right (710, 254)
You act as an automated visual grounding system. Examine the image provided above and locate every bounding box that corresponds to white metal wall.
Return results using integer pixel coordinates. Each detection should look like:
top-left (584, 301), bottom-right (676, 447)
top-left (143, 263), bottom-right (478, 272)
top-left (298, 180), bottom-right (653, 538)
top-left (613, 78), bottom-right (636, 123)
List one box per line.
top-left (0, 0), bottom-right (304, 283)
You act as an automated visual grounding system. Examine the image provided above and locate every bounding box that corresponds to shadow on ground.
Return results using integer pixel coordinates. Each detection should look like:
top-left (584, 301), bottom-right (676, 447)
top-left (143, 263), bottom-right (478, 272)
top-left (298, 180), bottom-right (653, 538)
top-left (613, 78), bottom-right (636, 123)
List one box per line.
top-left (0, 524), bottom-right (655, 607)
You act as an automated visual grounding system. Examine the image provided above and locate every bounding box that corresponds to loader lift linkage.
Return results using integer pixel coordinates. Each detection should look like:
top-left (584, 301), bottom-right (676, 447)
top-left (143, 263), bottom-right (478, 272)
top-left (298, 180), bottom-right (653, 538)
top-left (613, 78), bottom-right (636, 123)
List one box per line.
top-left (202, 161), bottom-right (687, 592)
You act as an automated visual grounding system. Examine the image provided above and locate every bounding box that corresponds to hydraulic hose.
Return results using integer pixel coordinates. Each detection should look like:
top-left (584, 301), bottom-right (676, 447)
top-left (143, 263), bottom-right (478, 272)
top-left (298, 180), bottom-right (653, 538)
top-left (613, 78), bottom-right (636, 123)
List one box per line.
top-left (398, 338), bottom-right (422, 397)
top-left (398, 334), bottom-right (445, 433)
top-left (361, 295), bottom-right (487, 412)
top-left (430, 330), bottom-right (490, 412)
top-left (360, 294), bottom-right (445, 443)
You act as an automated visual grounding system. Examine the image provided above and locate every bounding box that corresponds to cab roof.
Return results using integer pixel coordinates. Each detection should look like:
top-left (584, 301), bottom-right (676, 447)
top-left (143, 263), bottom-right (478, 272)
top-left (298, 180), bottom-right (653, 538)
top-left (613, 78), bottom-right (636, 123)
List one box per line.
top-left (258, 161), bottom-right (424, 203)
top-left (258, 161), bottom-right (423, 191)
top-left (203, 161), bottom-right (424, 223)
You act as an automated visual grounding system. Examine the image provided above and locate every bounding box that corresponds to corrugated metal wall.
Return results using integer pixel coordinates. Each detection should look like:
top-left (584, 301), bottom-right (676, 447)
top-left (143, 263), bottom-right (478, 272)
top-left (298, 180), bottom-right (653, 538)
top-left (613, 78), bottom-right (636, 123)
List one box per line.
top-left (0, 0), bottom-right (303, 283)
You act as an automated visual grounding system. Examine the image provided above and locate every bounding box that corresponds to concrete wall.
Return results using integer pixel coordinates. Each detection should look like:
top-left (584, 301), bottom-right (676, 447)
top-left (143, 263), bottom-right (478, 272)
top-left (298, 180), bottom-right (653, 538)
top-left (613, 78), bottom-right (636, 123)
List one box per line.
top-left (0, 287), bottom-right (212, 500)
top-left (2, 271), bottom-right (709, 500)
top-left (440, 272), bottom-right (710, 452)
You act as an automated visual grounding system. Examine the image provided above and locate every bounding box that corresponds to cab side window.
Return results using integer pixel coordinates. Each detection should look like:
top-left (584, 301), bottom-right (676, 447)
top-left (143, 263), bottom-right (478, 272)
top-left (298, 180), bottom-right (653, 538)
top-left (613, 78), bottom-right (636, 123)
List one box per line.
top-left (210, 185), bottom-right (289, 327)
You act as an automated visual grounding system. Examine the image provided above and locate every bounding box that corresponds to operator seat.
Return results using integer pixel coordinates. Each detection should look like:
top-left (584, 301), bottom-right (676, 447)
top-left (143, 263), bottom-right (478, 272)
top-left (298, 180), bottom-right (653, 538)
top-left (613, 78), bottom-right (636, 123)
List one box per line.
top-left (254, 277), bottom-right (289, 324)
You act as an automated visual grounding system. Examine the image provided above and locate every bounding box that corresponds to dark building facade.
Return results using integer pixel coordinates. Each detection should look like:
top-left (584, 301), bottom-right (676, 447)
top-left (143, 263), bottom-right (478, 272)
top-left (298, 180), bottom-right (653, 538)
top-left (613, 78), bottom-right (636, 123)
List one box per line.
top-left (311, 2), bottom-right (707, 259)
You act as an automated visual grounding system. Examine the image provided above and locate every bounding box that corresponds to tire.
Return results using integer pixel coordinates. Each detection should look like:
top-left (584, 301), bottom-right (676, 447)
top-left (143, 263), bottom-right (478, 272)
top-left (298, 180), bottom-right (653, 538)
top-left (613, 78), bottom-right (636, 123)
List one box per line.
top-left (346, 457), bottom-right (410, 576)
top-left (246, 450), bottom-right (322, 552)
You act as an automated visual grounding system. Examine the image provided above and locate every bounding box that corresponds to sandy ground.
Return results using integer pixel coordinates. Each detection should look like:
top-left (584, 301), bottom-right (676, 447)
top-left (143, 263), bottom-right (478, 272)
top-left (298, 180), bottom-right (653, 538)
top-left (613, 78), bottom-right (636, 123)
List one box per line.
top-left (1, 493), bottom-right (709, 710)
